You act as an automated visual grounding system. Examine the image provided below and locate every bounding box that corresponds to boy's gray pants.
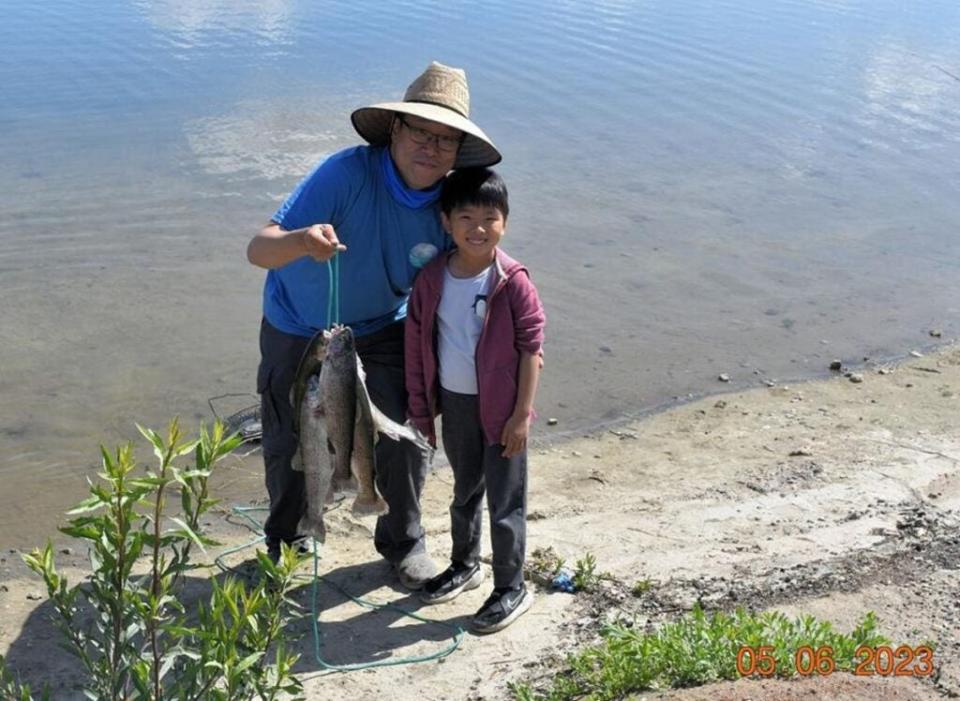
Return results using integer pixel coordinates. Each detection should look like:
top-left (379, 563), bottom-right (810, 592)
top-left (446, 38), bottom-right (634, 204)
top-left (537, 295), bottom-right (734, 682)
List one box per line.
top-left (440, 388), bottom-right (527, 590)
top-left (257, 318), bottom-right (428, 563)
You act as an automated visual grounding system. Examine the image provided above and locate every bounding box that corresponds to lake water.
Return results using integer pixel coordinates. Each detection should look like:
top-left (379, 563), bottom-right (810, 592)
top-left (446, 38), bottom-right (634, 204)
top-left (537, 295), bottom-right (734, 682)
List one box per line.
top-left (2, 0), bottom-right (959, 545)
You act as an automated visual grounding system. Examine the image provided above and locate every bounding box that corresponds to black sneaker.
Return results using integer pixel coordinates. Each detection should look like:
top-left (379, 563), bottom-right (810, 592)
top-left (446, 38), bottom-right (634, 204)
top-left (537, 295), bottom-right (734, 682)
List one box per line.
top-left (419, 562), bottom-right (484, 604)
top-left (471, 585), bottom-right (532, 634)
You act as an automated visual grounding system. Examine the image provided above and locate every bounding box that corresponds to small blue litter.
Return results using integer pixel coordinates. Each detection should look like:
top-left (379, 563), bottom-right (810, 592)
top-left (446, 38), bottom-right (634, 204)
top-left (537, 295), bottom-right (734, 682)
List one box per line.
top-left (552, 570), bottom-right (576, 593)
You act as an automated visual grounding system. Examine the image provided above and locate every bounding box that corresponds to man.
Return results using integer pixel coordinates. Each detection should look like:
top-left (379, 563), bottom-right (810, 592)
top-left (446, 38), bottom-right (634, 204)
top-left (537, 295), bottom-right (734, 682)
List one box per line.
top-left (246, 62), bottom-right (501, 589)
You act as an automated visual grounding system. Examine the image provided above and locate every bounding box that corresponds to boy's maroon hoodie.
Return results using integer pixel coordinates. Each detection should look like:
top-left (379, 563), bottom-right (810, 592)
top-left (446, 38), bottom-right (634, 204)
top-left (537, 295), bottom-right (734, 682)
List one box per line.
top-left (405, 248), bottom-right (546, 446)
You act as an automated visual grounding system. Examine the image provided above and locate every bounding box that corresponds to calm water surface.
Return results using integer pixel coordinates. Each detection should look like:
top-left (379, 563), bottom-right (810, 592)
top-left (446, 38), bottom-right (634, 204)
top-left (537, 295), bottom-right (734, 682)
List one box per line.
top-left (2, 0), bottom-right (959, 545)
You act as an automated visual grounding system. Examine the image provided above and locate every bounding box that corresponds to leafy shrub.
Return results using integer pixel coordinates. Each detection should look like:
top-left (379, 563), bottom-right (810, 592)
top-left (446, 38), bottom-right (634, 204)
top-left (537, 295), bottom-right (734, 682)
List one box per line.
top-left (0, 420), bottom-right (304, 700)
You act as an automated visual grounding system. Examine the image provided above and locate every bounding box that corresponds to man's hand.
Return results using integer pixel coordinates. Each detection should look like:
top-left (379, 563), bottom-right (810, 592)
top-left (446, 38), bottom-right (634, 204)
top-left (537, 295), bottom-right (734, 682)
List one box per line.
top-left (302, 224), bottom-right (347, 262)
top-left (247, 222), bottom-right (347, 269)
top-left (500, 411), bottom-right (531, 458)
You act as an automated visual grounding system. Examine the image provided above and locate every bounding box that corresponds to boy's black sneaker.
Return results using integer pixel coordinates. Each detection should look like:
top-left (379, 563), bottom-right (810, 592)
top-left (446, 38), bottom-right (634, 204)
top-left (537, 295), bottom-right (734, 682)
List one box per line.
top-left (419, 561), bottom-right (484, 604)
top-left (471, 585), bottom-right (532, 634)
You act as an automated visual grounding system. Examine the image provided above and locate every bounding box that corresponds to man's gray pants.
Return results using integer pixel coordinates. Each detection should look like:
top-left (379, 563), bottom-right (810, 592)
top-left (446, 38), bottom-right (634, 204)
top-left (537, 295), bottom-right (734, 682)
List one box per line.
top-left (440, 388), bottom-right (527, 591)
top-left (257, 318), bottom-right (427, 563)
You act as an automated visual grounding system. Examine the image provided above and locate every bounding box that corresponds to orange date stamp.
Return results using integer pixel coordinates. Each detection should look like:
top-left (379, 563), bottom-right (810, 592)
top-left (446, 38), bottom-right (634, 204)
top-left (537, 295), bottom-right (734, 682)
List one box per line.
top-left (736, 644), bottom-right (935, 677)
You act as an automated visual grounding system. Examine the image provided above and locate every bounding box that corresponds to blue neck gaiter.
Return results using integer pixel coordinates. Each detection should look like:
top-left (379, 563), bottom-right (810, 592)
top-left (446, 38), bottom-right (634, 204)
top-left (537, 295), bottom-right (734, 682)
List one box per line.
top-left (380, 148), bottom-right (442, 209)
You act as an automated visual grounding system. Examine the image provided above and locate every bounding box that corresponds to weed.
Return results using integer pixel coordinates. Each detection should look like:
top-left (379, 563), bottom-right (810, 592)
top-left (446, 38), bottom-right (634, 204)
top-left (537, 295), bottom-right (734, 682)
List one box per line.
top-left (528, 546), bottom-right (566, 587)
top-left (572, 553), bottom-right (613, 593)
top-left (510, 605), bottom-right (893, 700)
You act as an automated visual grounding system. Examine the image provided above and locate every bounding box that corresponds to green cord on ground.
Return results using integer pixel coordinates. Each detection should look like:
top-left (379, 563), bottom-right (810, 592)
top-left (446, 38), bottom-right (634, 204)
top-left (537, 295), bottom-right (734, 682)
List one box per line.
top-left (217, 504), bottom-right (465, 672)
top-left (220, 258), bottom-right (464, 671)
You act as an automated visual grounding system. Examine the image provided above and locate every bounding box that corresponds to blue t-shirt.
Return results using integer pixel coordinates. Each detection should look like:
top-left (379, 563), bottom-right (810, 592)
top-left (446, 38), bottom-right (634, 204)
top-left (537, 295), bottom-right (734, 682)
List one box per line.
top-left (263, 146), bottom-right (450, 337)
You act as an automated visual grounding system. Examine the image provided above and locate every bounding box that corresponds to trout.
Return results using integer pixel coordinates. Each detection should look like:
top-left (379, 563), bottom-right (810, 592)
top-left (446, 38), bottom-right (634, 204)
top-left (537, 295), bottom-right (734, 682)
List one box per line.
top-left (290, 329), bottom-right (333, 541)
top-left (321, 325), bottom-right (434, 514)
top-left (295, 374), bottom-right (334, 540)
top-left (291, 325), bottom-right (433, 538)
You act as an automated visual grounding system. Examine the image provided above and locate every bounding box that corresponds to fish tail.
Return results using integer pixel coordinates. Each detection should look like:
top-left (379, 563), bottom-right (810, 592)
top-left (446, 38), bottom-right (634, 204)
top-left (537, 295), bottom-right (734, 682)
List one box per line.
top-left (351, 494), bottom-right (389, 516)
top-left (298, 515), bottom-right (327, 543)
top-left (324, 483), bottom-right (337, 505)
top-left (332, 475), bottom-right (359, 494)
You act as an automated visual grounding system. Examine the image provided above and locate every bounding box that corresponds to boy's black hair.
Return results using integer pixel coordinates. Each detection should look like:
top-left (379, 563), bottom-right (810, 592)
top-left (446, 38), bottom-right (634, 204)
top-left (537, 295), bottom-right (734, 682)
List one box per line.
top-left (440, 167), bottom-right (509, 218)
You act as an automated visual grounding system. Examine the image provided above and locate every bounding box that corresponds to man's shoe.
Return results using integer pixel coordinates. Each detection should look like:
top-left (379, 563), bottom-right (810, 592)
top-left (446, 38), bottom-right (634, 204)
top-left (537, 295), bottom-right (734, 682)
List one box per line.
top-left (394, 552), bottom-right (438, 591)
top-left (267, 538), bottom-right (311, 565)
top-left (471, 585), bottom-right (532, 634)
top-left (420, 562), bottom-right (484, 604)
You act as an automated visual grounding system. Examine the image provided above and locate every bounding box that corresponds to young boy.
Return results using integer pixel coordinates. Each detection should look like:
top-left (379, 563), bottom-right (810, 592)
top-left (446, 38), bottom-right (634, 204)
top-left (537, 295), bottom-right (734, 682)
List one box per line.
top-left (405, 168), bottom-right (545, 633)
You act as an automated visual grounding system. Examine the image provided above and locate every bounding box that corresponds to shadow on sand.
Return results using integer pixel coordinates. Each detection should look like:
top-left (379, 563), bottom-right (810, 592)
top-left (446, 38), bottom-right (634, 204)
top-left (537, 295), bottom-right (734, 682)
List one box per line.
top-left (2, 553), bottom-right (469, 698)
top-left (285, 557), bottom-right (472, 673)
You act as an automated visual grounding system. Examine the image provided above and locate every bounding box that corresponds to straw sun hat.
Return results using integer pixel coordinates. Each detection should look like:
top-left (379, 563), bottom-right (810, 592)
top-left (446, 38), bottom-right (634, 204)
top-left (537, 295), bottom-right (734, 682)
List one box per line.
top-left (351, 61), bottom-right (501, 169)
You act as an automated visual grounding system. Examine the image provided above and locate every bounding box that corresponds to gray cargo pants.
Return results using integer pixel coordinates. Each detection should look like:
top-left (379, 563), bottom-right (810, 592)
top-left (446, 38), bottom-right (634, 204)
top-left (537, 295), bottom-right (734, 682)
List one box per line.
top-left (440, 388), bottom-right (527, 590)
top-left (257, 318), bottom-right (427, 563)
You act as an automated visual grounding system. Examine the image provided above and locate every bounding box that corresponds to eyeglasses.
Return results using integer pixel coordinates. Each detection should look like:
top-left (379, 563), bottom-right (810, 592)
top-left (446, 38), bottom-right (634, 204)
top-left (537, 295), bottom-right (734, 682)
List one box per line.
top-left (397, 115), bottom-right (463, 153)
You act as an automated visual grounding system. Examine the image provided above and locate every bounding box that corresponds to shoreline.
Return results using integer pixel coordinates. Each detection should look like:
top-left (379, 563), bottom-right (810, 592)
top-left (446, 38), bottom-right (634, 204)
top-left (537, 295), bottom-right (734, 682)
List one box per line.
top-left (0, 334), bottom-right (952, 552)
top-left (2, 342), bottom-right (959, 699)
top-left (535, 333), bottom-right (954, 447)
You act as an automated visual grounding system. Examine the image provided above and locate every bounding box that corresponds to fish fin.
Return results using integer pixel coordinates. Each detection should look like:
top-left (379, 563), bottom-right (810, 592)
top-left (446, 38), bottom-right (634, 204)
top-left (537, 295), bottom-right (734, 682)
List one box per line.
top-left (353, 347), bottom-right (434, 462)
top-left (297, 515), bottom-right (326, 542)
top-left (290, 451), bottom-right (304, 472)
top-left (332, 475), bottom-right (359, 494)
top-left (351, 494), bottom-right (389, 516)
top-left (355, 354), bottom-right (368, 384)
top-left (369, 404), bottom-right (435, 461)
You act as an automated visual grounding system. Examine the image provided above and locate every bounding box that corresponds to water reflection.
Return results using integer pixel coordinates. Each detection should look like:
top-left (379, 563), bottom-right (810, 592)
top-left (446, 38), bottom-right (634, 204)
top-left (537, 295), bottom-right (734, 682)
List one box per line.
top-left (134, 0), bottom-right (294, 44)
top-left (860, 45), bottom-right (959, 142)
top-left (2, 0), bottom-right (960, 547)
top-left (184, 101), bottom-right (349, 182)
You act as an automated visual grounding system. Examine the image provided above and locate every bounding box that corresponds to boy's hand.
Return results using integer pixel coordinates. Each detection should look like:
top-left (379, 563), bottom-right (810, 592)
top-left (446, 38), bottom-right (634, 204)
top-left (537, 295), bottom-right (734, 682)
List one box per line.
top-left (500, 412), bottom-right (531, 458)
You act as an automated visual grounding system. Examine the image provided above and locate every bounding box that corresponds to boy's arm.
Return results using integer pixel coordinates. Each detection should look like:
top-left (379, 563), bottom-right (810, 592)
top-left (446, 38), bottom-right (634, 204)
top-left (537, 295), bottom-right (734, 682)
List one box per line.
top-left (404, 282), bottom-right (436, 447)
top-left (500, 272), bottom-right (547, 457)
top-left (500, 352), bottom-right (542, 457)
top-left (508, 271), bottom-right (546, 359)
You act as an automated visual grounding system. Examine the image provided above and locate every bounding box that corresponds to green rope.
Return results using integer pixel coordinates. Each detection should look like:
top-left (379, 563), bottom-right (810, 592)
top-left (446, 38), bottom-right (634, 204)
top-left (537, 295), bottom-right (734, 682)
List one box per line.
top-left (326, 254), bottom-right (341, 326)
top-left (213, 505), bottom-right (268, 573)
top-left (216, 252), bottom-right (465, 673)
top-left (216, 504), bottom-right (464, 672)
top-left (308, 539), bottom-right (465, 671)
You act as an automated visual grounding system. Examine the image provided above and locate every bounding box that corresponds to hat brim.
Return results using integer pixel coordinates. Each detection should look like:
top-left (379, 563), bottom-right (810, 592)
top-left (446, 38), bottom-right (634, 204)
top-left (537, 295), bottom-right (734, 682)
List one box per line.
top-left (351, 102), bottom-right (502, 169)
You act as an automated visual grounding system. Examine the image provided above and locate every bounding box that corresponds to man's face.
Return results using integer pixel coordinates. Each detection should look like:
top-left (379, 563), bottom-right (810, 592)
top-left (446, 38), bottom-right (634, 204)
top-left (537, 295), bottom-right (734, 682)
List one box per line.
top-left (389, 114), bottom-right (461, 190)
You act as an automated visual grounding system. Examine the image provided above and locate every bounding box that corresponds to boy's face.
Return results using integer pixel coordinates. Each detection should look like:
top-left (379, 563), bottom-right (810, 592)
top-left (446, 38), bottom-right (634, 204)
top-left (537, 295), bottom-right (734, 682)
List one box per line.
top-left (441, 204), bottom-right (506, 265)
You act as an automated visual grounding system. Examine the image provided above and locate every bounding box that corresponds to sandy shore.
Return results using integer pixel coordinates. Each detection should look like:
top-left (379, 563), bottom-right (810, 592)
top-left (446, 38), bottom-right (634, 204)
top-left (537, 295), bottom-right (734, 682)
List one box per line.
top-left (2, 344), bottom-right (958, 700)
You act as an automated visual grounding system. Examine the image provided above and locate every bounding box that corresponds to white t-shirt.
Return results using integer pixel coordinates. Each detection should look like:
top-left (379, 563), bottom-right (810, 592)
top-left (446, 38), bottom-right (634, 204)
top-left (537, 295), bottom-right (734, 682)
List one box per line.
top-left (437, 264), bottom-right (494, 394)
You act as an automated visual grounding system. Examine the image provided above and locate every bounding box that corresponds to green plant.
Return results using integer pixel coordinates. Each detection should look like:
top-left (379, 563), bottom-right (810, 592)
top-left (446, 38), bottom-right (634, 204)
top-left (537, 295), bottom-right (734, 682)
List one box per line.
top-left (571, 553), bottom-right (613, 593)
top-left (510, 605), bottom-right (893, 700)
top-left (507, 679), bottom-right (537, 701)
top-left (527, 546), bottom-right (566, 586)
top-left (1, 419), bottom-right (305, 701)
top-left (631, 579), bottom-right (652, 597)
